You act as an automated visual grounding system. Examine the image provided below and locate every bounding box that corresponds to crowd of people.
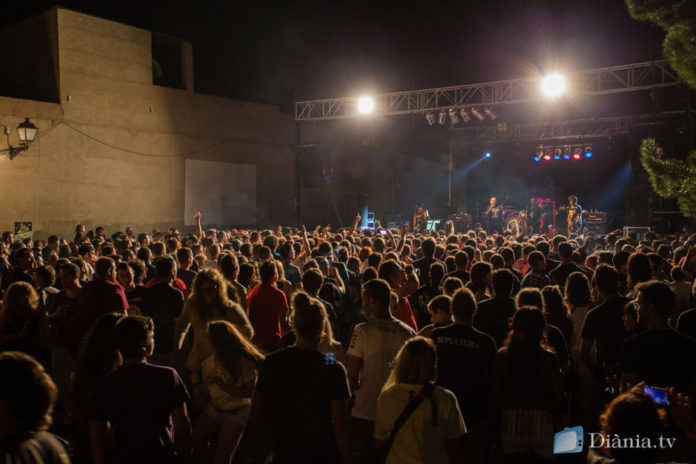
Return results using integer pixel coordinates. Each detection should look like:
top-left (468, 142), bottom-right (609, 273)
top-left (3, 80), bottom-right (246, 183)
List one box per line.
top-left (1, 211), bottom-right (696, 464)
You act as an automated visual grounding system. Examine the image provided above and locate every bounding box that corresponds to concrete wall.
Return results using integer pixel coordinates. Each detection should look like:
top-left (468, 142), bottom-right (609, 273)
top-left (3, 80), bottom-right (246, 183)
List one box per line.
top-left (0, 8), bottom-right (294, 238)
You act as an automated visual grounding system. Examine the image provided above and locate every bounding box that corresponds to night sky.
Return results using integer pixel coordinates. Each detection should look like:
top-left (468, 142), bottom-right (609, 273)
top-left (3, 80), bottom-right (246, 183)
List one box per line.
top-left (4, 0), bottom-right (666, 108)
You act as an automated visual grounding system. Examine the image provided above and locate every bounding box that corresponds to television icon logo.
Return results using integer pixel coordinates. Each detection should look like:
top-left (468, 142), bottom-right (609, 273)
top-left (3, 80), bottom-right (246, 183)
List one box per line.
top-left (553, 426), bottom-right (584, 454)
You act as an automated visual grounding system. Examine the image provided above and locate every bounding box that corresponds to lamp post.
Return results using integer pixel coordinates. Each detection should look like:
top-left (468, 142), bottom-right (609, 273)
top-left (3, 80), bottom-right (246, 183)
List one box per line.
top-left (1, 118), bottom-right (38, 160)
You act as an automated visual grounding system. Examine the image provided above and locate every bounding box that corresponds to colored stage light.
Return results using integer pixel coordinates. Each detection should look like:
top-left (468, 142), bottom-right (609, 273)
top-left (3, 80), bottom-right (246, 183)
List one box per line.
top-left (553, 155), bottom-right (561, 160)
top-left (357, 96), bottom-right (374, 114)
top-left (585, 146), bottom-right (593, 158)
top-left (485, 152), bottom-right (491, 158)
top-left (534, 156), bottom-right (540, 162)
top-left (573, 153), bottom-right (581, 159)
top-left (543, 154), bottom-right (552, 161)
top-left (563, 154), bottom-right (570, 160)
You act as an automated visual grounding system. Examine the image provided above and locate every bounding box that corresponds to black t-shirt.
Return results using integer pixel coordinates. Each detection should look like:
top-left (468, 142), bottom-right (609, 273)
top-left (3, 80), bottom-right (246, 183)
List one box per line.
top-left (282, 262), bottom-right (302, 287)
top-left (141, 283), bottom-right (184, 353)
top-left (412, 257), bottom-right (439, 284)
top-left (473, 296), bottom-right (515, 348)
top-left (255, 346), bottom-right (350, 463)
top-left (549, 262), bottom-right (584, 289)
top-left (620, 328), bottom-right (696, 395)
top-left (176, 269), bottom-right (197, 291)
top-left (446, 270), bottom-right (470, 285)
top-left (6, 267), bottom-right (34, 287)
top-left (677, 308), bottom-right (696, 341)
top-left (124, 284), bottom-right (147, 310)
top-left (90, 363), bottom-right (190, 463)
top-left (408, 284), bottom-right (442, 329)
top-left (581, 297), bottom-right (632, 367)
top-left (430, 324), bottom-right (497, 421)
top-left (1, 431), bottom-right (72, 464)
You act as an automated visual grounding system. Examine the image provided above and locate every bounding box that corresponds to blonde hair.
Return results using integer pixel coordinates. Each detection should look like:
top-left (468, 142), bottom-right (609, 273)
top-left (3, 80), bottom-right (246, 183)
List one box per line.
top-left (290, 291), bottom-right (336, 347)
top-left (0, 282), bottom-right (39, 330)
top-left (383, 336), bottom-right (437, 390)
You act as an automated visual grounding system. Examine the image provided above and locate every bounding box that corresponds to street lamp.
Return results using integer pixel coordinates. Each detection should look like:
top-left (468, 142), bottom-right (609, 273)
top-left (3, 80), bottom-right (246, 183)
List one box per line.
top-left (1, 118), bottom-right (38, 160)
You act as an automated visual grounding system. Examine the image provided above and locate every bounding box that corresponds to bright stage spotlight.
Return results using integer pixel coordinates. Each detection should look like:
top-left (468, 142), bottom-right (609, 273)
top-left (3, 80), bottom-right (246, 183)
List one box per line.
top-left (541, 73), bottom-right (567, 98)
top-left (470, 107), bottom-right (485, 121)
top-left (484, 108), bottom-right (497, 120)
top-left (533, 156), bottom-right (540, 162)
top-left (460, 108), bottom-right (471, 123)
top-left (357, 96), bottom-right (374, 114)
top-left (425, 113), bottom-right (435, 126)
top-left (585, 146), bottom-right (593, 158)
top-left (438, 111), bottom-right (447, 125)
top-left (485, 152), bottom-right (491, 158)
top-left (573, 153), bottom-right (581, 160)
top-left (448, 108), bottom-right (459, 125)
top-left (543, 153), bottom-right (552, 161)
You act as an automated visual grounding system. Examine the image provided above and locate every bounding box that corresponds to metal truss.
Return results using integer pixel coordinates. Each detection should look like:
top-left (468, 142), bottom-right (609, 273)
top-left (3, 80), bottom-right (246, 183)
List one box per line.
top-left (452, 111), bottom-right (694, 144)
top-left (295, 60), bottom-right (680, 121)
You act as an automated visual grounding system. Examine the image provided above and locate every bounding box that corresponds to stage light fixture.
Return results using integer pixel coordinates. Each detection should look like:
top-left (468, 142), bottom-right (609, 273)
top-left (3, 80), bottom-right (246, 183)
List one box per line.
top-left (543, 153), bottom-right (552, 161)
top-left (533, 156), bottom-right (540, 162)
top-left (357, 96), bottom-right (374, 114)
top-left (448, 108), bottom-right (459, 125)
top-left (484, 108), bottom-right (497, 120)
top-left (485, 152), bottom-right (491, 158)
top-left (459, 108), bottom-right (471, 123)
top-left (563, 146), bottom-right (571, 159)
top-left (438, 111), bottom-right (447, 125)
top-left (425, 113), bottom-right (435, 126)
top-left (554, 148), bottom-right (562, 158)
top-left (585, 146), bottom-right (593, 158)
top-left (573, 153), bottom-right (581, 160)
top-left (541, 73), bottom-right (567, 98)
top-left (553, 154), bottom-right (561, 160)
top-left (470, 107), bottom-right (485, 121)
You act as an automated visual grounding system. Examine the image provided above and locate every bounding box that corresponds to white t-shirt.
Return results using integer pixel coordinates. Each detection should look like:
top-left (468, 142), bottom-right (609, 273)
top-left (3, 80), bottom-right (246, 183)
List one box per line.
top-left (202, 355), bottom-right (257, 411)
top-left (347, 318), bottom-right (415, 421)
top-left (374, 383), bottom-right (467, 464)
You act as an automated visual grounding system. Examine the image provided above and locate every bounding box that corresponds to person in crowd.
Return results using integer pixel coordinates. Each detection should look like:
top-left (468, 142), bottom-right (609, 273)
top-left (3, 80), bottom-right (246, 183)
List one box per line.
top-left (140, 256), bottom-right (184, 366)
top-left (521, 250), bottom-right (549, 289)
top-left (218, 252), bottom-right (247, 308)
top-left (442, 276), bottom-right (464, 297)
top-left (431, 288), bottom-right (496, 463)
top-left (250, 296), bottom-right (354, 464)
top-left (175, 269), bottom-right (253, 394)
top-left (0, 282), bottom-right (40, 358)
top-left (409, 262), bottom-right (446, 329)
top-left (195, 321), bottom-right (264, 464)
top-left (89, 315), bottom-right (192, 464)
top-left (0, 351), bottom-right (71, 461)
top-left (378, 260), bottom-right (418, 331)
top-left (278, 242), bottom-right (302, 288)
top-left (66, 313), bottom-right (122, 463)
top-left (541, 285), bottom-right (574, 346)
top-left (625, 252), bottom-right (653, 298)
top-left (589, 389), bottom-right (663, 464)
top-left (446, 251), bottom-right (469, 284)
top-left (492, 307), bottom-right (565, 461)
top-left (412, 238), bottom-right (439, 283)
top-left (116, 261), bottom-right (147, 311)
top-left (581, 264), bottom-right (632, 397)
top-left (246, 261), bottom-right (290, 351)
top-left (418, 294), bottom-right (453, 338)
top-left (620, 281), bottom-right (696, 397)
top-left (466, 261), bottom-right (492, 303)
top-left (474, 268), bottom-right (516, 348)
top-left (347, 278), bottom-right (415, 462)
top-left (6, 247), bottom-right (35, 288)
top-left (176, 247), bottom-right (198, 296)
top-left (301, 268), bottom-right (339, 333)
top-left (78, 257), bottom-right (128, 349)
top-left (549, 242), bottom-right (584, 289)
top-left (374, 337), bottom-right (467, 464)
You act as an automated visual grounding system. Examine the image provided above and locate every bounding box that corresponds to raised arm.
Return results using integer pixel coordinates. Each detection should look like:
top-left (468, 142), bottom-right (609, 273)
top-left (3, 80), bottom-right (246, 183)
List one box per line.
top-left (348, 213), bottom-right (361, 236)
top-left (194, 211), bottom-right (203, 242)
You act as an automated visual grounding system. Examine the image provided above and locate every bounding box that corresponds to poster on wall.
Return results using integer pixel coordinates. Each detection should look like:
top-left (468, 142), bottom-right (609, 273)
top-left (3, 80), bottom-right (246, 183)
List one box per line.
top-left (14, 221), bottom-right (32, 240)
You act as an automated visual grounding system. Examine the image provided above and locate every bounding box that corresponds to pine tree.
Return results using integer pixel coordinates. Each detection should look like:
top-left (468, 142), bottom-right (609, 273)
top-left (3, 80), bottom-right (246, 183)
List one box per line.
top-left (626, 0), bottom-right (696, 216)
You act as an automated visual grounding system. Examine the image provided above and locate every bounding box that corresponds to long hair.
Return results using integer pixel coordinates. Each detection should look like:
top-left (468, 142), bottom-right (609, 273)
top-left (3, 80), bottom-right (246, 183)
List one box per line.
top-left (564, 271), bottom-right (591, 309)
top-left (515, 287), bottom-right (543, 311)
top-left (383, 336), bottom-right (437, 390)
top-left (541, 285), bottom-right (569, 321)
top-left (0, 282), bottom-right (39, 330)
top-left (502, 306), bottom-right (550, 352)
top-left (189, 269), bottom-right (233, 317)
top-left (68, 313), bottom-right (122, 423)
top-left (627, 252), bottom-right (652, 292)
top-left (207, 320), bottom-right (264, 381)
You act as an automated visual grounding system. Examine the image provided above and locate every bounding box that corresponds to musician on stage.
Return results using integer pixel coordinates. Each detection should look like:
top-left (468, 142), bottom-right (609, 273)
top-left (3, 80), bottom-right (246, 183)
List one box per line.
top-left (484, 196), bottom-right (503, 234)
top-left (566, 195), bottom-right (583, 236)
top-left (412, 204), bottom-right (429, 232)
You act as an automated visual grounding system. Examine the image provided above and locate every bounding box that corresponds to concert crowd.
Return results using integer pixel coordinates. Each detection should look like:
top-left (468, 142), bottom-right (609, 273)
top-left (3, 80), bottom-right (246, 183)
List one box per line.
top-left (1, 212), bottom-right (696, 464)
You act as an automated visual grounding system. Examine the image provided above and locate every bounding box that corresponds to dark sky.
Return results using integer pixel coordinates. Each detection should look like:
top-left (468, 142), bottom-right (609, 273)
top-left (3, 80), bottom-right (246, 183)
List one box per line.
top-left (5, 0), bottom-right (666, 109)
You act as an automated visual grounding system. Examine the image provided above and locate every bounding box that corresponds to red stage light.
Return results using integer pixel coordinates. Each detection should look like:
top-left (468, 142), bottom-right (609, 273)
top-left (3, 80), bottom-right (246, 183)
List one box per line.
top-left (543, 154), bottom-right (552, 161)
top-left (572, 153), bottom-right (581, 159)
